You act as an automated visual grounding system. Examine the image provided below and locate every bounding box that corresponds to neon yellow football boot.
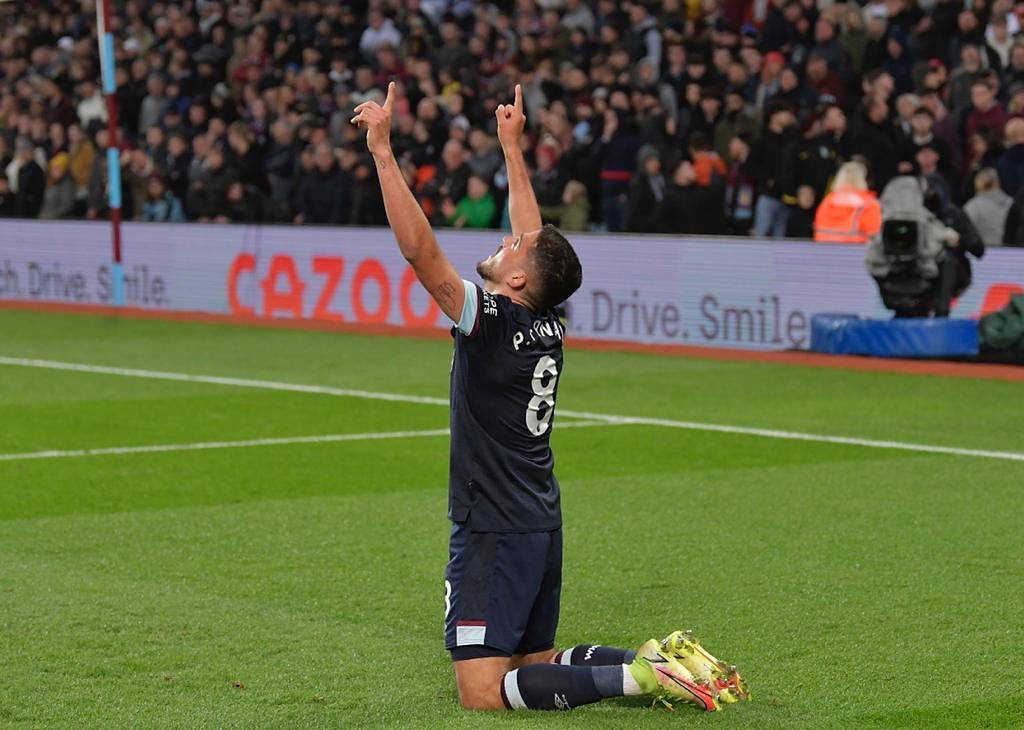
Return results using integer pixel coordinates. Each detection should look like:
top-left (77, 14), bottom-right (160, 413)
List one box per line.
top-left (627, 639), bottom-right (720, 711)
top-left (660, 630), bottom-right (750, 703)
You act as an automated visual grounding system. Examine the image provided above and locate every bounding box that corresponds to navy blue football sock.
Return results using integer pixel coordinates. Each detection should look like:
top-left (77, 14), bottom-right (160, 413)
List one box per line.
top-left (554, 644), bottom-right (636, 666)
top-left (501, 664), bottom-right (629, 710)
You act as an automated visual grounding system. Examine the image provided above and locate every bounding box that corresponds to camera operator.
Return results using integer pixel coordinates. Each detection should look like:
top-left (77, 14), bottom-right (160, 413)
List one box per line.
top-left (922, 177), bottom-right (985, 316)
top-left (865, 176), bottom-right (958, 317)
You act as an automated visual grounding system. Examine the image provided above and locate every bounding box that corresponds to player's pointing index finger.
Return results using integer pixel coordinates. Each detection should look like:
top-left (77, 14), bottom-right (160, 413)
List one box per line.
top-left (383, 81), bottom-right (395, 113)
top-left (514, 83), bottom-right (523, 111)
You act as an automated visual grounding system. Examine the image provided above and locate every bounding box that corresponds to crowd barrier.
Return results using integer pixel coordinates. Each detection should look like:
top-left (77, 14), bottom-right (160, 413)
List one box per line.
top-left (1, 220), bottom-right (1022, 351)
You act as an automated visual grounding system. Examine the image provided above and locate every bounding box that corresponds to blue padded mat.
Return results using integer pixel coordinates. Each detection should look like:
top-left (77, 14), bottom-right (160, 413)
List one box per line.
top-left (810, 314), bottom-right (979, 358)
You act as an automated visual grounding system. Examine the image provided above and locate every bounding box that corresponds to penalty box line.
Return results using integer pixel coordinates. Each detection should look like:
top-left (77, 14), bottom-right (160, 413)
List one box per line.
top-left (2, 356), bottom-right (1023, 464)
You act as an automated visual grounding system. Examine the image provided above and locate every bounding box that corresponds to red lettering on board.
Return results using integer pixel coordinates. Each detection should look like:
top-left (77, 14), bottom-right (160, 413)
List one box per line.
top-left (312, 256), bottom-right (345, 321)
top-left (977, 283), bottom-right (1024, 316)
top-left (351, 258), bottom-right (390, 323)
top-left (226, 253), bottom-right (256, 316)
top-left (260, 255), bottom-right (305, 318)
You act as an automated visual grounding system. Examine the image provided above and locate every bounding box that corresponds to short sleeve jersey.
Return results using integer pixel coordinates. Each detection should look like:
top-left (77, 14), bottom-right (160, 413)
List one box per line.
top-left (448, 280), bottom-right (565, 532)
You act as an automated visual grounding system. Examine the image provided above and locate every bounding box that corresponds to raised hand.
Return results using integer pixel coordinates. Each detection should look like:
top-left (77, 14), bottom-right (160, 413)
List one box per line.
top-left (351, 81), bottom-right (396, 158)
top-left (496, 83), bottom-right (526, 150)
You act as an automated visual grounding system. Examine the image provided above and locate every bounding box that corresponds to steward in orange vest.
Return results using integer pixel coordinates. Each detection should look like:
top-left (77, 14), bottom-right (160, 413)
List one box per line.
top-left (813, 187), bottom-right (881, 243)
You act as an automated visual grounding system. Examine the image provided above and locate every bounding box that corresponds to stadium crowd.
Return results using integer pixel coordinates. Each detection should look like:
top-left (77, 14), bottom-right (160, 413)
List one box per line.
top-left (2, 0), bottom-right (1024, 244)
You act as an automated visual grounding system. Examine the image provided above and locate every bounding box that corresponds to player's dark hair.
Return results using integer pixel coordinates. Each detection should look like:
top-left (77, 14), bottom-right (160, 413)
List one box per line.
top-left (531, 224), bottom-right (582, 312)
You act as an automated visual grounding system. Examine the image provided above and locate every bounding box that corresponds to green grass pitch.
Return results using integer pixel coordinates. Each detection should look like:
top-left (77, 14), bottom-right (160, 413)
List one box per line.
top-left (1, 309), bottom-right (1022, 728)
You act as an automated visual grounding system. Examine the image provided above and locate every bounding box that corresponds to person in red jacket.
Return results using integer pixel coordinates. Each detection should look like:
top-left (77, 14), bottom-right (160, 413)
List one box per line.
top-left (813, 160), bottom-right (882, 243)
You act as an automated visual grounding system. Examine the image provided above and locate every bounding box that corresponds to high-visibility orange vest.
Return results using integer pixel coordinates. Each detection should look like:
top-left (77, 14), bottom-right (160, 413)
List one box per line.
top-left (813, 189), bottom-right (881, 244)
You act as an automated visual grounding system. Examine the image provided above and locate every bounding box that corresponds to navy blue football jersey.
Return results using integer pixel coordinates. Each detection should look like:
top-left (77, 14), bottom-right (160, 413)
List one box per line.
top-left (448, 281), bottom-right (565, 532)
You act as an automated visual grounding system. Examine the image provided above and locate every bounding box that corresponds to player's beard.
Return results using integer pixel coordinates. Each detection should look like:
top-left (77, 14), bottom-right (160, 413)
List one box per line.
top-left (476, 258), bottom-right (495, 282)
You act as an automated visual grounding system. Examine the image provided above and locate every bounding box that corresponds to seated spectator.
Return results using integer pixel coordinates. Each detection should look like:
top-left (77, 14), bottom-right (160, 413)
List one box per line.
top-left (142, 176), bottom-right (186, 223)
top-left (442, 174), bottom-right (496, 229)
top-left (813, 161), bottom-right (882, 243)
top-left (38, 153), bottom-right (75, 220)
top-left (963, 168), bottom-right (1012, 247)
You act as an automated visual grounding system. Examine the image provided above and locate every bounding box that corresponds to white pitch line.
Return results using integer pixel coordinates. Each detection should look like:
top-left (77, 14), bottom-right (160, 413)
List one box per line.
top-left (2, 356), bottom-right (1023, 464)
top-left (0, 420), bottom-right (608, 463)
top-left (0, 429), bottom-right (451, 462)
top-left (0, 356), bottom-right (449, 405)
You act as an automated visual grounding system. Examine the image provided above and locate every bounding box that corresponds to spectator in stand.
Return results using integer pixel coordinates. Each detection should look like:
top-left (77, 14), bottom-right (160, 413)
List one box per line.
top-left (67, 124), bottom-right (94, 212)
top-left (626, 145), bottom-right (665, 233)
top-left (349, 156), bottom-right (387, 226)
top-left (421, 138), bottom-right (470, 225)
top-left (138, 73), bottom-right (170, 137)
top-left (442, 174), bottom-right (496, 229)
top-left (964, 77), bottom-right (1010, 158)
top-left (659, 159), bottom-right (705, 235)
top-left (265, 119), bottom-right (298, 205)
top-left (38, 152), bottom-right (75, 220)
top-left (142, 175), bottom-right (186, 223)
top-left (900, 106), bottom-right (953, 179)
top-left (531, 140), bottom-right (569, 214)
top-left (782, 107), bottom-right (841, 210)
top-left (1, 0), bottom-right (1022, 240)
top-left (786, 185), bottom-right (817, 239)
top-left (960, 129), bottom-right (1001, 204)
top-left (688, 132), bottom-right (727, 188)
top-left (996, 117), bottom-right (1024, 197)
top-left (724, 133), bottom-right (757, 235)
top-left (227, 121), bottom-right (266, 193)
top-left (542, 180), bottom-right (590, 233)
top-left (13, 138), bottom-right (45, 218)
top-left (748, 103), bottom-right (797, 237)
top-left (0, 177), bottom-right (15, 217)
top-left (812, 160), bottom-right (881, 243)
top-left (964, 168), bottom-right (1012, 247)
top-left (847, 94), bottom-right (898, 191)
top-left (189, 145), bottom-right (238, 222)
top-left (223, 181), bottom-right (269, 223)
top-left (292, 143), bottom-right (348, 225)
top-left (595, 107), bottom-right (638, 232)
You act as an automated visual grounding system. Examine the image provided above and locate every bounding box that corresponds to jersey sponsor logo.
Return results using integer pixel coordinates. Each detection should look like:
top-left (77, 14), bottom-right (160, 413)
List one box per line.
top-left (482, 291), bottom-right (498, 318)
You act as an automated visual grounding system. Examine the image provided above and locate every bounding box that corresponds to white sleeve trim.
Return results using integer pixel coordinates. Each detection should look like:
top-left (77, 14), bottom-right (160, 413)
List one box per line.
top-left (455, 279), bottom-right (478, 335)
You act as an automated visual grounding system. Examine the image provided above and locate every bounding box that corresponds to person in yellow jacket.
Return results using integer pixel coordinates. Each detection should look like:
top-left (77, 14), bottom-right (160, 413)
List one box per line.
top-left (813, 160), bottom-right (882, 243)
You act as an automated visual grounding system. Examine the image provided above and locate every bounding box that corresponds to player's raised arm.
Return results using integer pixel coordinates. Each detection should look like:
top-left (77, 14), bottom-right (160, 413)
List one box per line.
top-left (351, 82), bottom-right (464, 322)
top-left (497, 84), bottom-right (542, 236)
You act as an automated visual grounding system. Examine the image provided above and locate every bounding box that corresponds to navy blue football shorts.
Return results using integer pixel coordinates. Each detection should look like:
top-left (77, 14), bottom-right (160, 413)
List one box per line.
top-left (444, 522), bottom-right (562, 660)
